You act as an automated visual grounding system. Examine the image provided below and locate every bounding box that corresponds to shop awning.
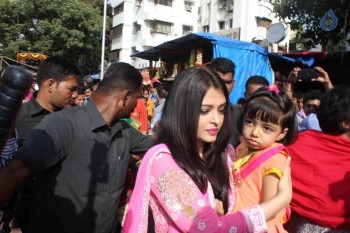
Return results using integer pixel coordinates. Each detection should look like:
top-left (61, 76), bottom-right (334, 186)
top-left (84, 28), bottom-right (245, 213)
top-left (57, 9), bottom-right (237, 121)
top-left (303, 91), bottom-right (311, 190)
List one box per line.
top-left (131, 33), bottom-right (273, 104)
top-left (131, 33), bottom-right (213, 61)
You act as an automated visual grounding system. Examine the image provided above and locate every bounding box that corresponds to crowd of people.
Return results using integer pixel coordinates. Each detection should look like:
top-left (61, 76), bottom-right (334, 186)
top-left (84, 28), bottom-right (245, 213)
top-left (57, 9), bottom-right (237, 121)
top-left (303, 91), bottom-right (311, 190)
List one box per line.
top-left (0, 55), bottom-right (349, 233)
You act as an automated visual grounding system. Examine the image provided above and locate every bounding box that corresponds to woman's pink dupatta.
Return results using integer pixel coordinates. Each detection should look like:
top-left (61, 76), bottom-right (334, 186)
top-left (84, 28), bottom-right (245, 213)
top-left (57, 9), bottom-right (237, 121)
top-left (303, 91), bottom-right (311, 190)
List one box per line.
top-left (122, 144), bottom-right (170, 233)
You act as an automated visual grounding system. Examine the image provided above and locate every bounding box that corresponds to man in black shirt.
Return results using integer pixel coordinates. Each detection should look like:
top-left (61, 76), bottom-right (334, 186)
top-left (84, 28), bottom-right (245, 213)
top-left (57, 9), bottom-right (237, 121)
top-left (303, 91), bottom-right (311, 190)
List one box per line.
top-left (0, 62), bottom-right (153, 233)
top-left (11, 56), bottom-right (82, 233)
top-left (16, 56), bottom-right (82, 147)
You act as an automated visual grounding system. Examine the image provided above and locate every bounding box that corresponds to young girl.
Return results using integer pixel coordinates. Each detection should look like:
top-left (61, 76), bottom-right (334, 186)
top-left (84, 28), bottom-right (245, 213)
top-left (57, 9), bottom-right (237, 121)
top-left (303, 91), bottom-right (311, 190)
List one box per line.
top-left (123, 68), bottom-right (293, 233)
top-left (233, 85), bottom-right (297, 233)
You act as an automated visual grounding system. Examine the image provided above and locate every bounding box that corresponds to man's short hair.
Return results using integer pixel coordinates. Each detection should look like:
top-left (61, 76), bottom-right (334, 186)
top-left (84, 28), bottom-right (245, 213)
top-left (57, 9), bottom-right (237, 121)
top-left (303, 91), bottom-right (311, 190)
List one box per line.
top-left (245, 75), bottom-right (269, 91)
top-left (292, 90), bottom-right (304, 99)
top-left (36, 56), bottom-right (82, 86)
top-left (84, 75), bottom-right (94, 87)
top-left (318, 85), bottom-right (350, 135)
top-left (209, 57), bottom-right (235, 75)
top-left (303, 89), bottom-right (323, 104)
top-left (97, 62), bottom-right (142, 94)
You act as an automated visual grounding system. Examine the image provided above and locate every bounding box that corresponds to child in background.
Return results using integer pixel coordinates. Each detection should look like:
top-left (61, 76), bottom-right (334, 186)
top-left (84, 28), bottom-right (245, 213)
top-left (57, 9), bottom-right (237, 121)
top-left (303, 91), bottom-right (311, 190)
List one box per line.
top-left (131, 97), bottom-right (149, 135)
top-left (142, 87), bottom-right (154, 124)
top-left (84, 86), bottom-right (92, 105)
top-left (233, 85), bottom-right (297, 233)
top-left (73, 86), bottom-right (86, 106)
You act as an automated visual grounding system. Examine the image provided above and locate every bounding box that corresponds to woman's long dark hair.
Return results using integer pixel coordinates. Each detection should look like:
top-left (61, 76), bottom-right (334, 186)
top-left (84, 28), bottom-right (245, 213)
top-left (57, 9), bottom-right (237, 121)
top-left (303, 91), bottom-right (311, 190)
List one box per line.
top-left (156, 67), bottom-right (231, 213)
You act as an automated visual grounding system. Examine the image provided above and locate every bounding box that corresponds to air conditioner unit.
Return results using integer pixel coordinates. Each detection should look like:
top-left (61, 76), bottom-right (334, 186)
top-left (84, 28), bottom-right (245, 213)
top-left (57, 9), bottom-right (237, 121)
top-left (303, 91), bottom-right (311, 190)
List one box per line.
top-left (185, 5), bottom-right (192, 12)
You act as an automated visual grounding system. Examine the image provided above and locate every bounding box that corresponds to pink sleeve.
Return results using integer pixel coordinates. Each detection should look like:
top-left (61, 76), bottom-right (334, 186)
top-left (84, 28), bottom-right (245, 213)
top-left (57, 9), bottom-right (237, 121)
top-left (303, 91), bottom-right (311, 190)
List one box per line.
top-left (226, 144), bottom-right (236, 164)
top-left (149, 153), bottom-right (267, 233)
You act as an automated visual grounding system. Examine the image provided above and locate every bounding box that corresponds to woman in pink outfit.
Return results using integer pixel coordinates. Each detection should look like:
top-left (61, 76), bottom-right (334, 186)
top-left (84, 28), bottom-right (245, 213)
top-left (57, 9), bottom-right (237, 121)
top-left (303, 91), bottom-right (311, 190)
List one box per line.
top-left (123, 67), bottom-right (292, 233)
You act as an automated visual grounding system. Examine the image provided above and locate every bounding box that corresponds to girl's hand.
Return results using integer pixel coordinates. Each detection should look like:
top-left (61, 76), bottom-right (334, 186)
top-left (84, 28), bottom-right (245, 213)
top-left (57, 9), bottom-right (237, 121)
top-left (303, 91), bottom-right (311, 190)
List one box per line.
top-left (215, 199), bottom-right (225, 216)
top-left (258, 157), bottom-right (292, 221)
top-left (260, 157), bottom-right (293, 221)
top-left (277, 156), bottom-right (292, 206)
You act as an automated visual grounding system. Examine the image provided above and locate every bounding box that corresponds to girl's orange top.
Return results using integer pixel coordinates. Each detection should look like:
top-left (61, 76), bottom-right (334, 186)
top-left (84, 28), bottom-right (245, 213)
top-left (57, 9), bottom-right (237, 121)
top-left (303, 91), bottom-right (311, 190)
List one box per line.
top-left (232, 142), bottom-right (290, 233)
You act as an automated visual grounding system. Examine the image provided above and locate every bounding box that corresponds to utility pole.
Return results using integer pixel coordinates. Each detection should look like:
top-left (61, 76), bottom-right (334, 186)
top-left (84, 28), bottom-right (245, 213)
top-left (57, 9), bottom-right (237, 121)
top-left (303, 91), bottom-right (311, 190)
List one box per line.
top-left (100, 0), bottom-right (108, 80)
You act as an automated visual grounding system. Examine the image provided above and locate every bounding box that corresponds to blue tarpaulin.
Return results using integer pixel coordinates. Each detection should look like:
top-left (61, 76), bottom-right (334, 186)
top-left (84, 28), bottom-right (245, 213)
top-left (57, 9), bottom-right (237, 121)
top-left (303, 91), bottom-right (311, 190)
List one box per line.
top-left (196, 33), bottom-right (273, 103)
top-left (131, 33), bottom-right (274, 104)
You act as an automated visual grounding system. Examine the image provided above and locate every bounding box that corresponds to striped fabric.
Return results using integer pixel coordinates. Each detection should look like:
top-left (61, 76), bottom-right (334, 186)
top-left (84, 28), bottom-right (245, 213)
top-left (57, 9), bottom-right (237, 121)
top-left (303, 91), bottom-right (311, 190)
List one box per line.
top-left (0, 129), bottom-right (18, 167)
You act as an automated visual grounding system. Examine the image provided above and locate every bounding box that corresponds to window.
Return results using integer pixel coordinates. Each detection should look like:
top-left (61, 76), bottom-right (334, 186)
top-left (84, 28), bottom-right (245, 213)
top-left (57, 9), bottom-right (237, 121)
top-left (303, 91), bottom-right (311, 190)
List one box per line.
top-left (183, 25), bottom-right (193, 35)
top-left (113, 3), bottom-right (124, 15)
top-left (218, 21), bottom-right (225, 30)
top-left (229, 19), bottom-right (233, 28)
top-left (150, 21), bottom-right (172, 34)
top-left (184, 2), bottom-right (192, 12)
top-left (154, 0), bottom-right (172, 7)
top-left (110, 24), bottom-right (123, 38)
top-left (133, 22), bottom-right (141, 34)
top-left (109, 49), bottom-right (120, 62)
top-left (202, 25), bottom-right (209, 32)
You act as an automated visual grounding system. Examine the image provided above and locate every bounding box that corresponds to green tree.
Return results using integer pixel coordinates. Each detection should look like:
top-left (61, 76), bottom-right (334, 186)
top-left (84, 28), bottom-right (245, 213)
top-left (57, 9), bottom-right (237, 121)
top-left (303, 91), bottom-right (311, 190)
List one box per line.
top-left (274, 0), bottom-right (350, 52)
top-left (0, 0), bottom-right (112, 71)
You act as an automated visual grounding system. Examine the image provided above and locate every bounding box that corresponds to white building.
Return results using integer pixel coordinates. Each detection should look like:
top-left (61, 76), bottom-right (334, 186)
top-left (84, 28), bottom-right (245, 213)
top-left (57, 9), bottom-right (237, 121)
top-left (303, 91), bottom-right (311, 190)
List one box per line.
top-left (109, 0), bottom-right (293, 68)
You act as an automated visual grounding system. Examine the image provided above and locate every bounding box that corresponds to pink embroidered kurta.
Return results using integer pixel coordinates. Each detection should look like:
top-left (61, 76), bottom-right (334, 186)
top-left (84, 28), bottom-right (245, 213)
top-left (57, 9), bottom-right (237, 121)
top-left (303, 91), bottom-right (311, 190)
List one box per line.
top-left (123, 143), bottom-right (267, 233)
